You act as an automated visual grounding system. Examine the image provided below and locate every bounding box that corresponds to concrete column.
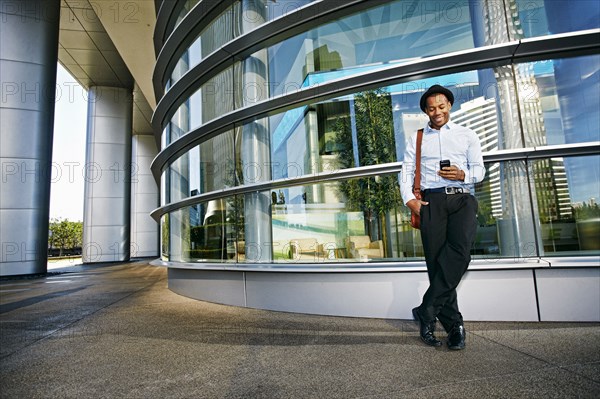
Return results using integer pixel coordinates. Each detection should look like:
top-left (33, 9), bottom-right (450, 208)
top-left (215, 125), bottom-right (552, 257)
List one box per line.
top-left (82, 86), bottom-right (132, 263)
top-left (0, 0), bottom-right (60, 276)
top-left (131, 135), bottom-right (159, 258)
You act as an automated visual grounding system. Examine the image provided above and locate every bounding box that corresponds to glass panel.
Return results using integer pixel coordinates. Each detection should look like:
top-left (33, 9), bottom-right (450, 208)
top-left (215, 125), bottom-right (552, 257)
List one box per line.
top-left (169, 152), bottom-right (190, 204)
top-left (472, 161), bottom-right (538, 259)
top-left (170, 2), bottom-right (239, 85)
top-left (188, 131), bottom-right (236, 195)
top-left (270, 173), bottom-right (424, 263)
top-left (517, 55), bottom-right (600, 147)
top-left (516, 0), bottom-right (599, 39)
top-left (168, 65), bottom-right (234, 142)
top-left (168, 199), bottom-right (238, 263)
top-left (236, 119), bottom-right (272, 185)
top-left (166, 97), bottom-right (190, 147)
top-left (201, 66), bottom-right (234, 126)
top-left (268, 69), bottom-right (507, 181)
top-left (174, 0), bottom-right (201, 29)
top-left (232, 195), bottom-right (246, 262)
top-left (161, 126), bottom-right (168, 150)
top-left (171, 0), bottom-right (502, 103)
top-left (531, 155), bottom-right (600, 256)
top-left (166, 56), bottom-right (599, 199)
top-left (169, 0), bottom-right (317, 87)
top-left (270, 86), bottom-right (427, 180)
top-left (160, 170), bottom-right (167, 206)
top-left (161, 214), bottom-right (169, 261)
top-left (266, 0), bottom-right (312, 21)
top-left (166, 130), bottom-right (236, 204)
top-left (268, 0), bottom-right (486, 98)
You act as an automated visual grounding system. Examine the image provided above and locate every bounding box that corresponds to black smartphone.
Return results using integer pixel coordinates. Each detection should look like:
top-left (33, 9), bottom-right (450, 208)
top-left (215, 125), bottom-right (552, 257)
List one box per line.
top-left (440, 159), bottom-right (450, 170)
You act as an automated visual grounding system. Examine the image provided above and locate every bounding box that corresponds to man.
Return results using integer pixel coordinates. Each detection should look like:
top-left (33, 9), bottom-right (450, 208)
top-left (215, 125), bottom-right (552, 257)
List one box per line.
top-left (400, 84), bottom-right (485, 350)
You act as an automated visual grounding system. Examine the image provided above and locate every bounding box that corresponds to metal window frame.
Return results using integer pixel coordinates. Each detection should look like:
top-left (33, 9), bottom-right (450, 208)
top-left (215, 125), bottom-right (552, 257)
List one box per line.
top-left (151, 29), bottom-right (600, 183)
top-left (153, 0), bottom-right (396, 125)
top-left (150, 141), bottom-right (600, 221)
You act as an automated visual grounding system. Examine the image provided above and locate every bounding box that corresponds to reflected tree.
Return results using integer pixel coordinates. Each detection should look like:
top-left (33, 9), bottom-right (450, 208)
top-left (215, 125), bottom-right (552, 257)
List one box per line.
top-left (161, 214), bottom-right (169, 259)
top-left (333, 89), bottom-right (401, 253)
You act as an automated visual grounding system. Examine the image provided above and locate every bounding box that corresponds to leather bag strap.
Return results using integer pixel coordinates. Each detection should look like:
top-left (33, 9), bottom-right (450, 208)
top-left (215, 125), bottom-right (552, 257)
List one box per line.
top-left (413, 129), bottom-right (424, 200)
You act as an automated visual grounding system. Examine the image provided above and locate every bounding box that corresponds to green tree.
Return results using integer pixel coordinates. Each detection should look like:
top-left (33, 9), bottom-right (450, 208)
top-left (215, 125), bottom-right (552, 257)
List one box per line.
top-left (48, 218), bottom-right (83, 256)
top-left (333, 89), bottom-right (401, 251)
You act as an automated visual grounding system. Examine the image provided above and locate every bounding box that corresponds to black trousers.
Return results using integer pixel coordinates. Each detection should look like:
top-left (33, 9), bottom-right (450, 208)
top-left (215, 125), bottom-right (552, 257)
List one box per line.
top-left (418, 192), bottom-right (478, 332)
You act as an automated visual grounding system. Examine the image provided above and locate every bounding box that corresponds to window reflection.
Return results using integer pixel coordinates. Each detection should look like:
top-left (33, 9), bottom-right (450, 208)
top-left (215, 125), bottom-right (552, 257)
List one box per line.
top-left (516, 0), bottom-right (599, 39)
top-left (174, 0), bottom-right (201, 30)
top-left (161, 214), bottom-right (169, 261)
top-left (531, 155), bottom-right (600, 256)
top-left (270, 89), bottom-right (400, 179)
top-left (521, 56), bottom-right (600, 147)
top-left (167, 131), bottom-right (236, 203)
top-left (268, 70), bottom-right (505, 181)
top-left (169, 198), bottom-right (239, 263)
top-left (160, 53), bottom-right (600, 264)
top-left (165, 1), bottom-right (600, 148)
top-left (162, 153), bottom-right (600, 264)
top-left (170, 1), bottom-right (315, 87)
top-left (170, 2), bottom-right (239, 85)
top-left (472, 161), bottom-right (537, 259)
top-left (268, 1), bottom-right (481, 98)
top-left (270, 174), bottom-right (424, 263)
top-left (163, 53), bottom-right (599, 196)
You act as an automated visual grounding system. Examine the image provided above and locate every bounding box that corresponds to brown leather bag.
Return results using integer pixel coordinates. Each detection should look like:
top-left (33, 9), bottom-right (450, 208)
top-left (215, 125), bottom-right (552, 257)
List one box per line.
top-left (411, 129), bottom-right (424, 229)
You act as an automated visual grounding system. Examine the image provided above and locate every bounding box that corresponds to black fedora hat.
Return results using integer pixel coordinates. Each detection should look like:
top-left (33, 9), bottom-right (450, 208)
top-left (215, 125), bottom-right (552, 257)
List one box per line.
top-left (420, 84), bottom-right (454, 112)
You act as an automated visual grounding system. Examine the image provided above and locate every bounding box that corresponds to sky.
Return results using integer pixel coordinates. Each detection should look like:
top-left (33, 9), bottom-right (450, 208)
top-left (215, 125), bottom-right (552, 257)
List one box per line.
top-left (50, 63), bottom-right (87, 222)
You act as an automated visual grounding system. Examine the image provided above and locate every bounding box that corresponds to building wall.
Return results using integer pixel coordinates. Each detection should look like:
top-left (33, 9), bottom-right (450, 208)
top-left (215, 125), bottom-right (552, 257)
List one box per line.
top-left (152, 0), bottom-right (600, 320)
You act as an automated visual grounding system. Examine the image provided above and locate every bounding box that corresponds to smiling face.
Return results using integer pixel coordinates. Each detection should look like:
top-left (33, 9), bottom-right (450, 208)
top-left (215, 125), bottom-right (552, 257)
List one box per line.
top-left (425, 93), bottom-right (451, 130)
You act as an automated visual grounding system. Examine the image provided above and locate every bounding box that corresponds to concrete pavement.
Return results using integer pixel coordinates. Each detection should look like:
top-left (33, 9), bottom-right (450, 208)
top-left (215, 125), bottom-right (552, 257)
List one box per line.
top-left (1, 261), bottom-right (599, 398)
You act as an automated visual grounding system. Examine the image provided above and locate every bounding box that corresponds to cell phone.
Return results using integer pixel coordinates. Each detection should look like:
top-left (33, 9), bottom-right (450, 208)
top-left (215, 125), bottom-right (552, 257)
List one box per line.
top-left (440, 159), bottom-right (450, 170)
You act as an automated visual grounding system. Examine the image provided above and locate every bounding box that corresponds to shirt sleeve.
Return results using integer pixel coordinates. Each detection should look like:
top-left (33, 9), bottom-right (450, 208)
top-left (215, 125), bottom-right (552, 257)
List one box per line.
top-left (400, 133), bottom-right (417, 205)
top-left (463, 129), bottom-right (486, 184)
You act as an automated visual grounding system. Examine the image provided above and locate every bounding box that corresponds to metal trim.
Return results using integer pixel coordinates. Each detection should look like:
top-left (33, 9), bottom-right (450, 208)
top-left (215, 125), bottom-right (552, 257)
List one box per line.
top-left (153, 0), bottom-right (232, 99)
top-left (151, 257), bottom-right (600, 273)
top-left (513, 28), bottom-right (600, 61)
top-left (149, 142), bottom-right (600, 221)
top-left (153, 0), bottom-right (183, 54)
top-left (483, 142), bottom-right (600, 162)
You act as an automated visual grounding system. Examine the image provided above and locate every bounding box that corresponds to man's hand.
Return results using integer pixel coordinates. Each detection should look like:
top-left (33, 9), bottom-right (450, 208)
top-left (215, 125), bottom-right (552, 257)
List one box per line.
top-left (407, 198), bottom-right (429, 215)
top-left (438, 165), bottom-right (465, 181)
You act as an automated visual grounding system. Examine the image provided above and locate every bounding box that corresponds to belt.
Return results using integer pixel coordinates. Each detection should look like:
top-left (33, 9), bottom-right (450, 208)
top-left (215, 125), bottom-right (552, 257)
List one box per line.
top-left (423, 187), bottom-right (469, 195)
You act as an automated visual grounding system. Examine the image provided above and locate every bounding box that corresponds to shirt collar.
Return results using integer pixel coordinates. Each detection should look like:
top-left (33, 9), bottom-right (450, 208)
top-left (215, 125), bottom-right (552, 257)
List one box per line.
top-left (424, 120), bottom-right (455, 133)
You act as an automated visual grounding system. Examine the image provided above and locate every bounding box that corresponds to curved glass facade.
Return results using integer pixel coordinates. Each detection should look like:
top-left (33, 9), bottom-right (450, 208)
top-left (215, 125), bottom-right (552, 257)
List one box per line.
top-left (167, 0), bottom-right (315, 89)
top-left (154, 0), bottom-right (600, 267)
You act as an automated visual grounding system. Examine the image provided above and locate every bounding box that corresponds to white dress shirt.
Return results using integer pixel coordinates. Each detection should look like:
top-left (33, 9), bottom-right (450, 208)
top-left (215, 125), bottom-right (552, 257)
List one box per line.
top-left (400, 120), bottom-right (486, 205)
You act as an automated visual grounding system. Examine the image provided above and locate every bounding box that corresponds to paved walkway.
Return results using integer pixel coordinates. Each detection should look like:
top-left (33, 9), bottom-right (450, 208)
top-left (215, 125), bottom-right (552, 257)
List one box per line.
top-left (47, 256), bottom-right (82, 270)
top-left (1, 261), bottom-right (599, 398)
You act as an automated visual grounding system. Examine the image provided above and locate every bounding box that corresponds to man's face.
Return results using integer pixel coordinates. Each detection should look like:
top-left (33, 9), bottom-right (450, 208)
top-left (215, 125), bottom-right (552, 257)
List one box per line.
top-left (425, 94), bottom-right (451, 130)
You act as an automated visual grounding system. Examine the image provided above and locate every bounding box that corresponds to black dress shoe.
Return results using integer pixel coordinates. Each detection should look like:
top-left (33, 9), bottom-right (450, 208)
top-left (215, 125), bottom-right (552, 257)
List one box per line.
top-left (412, 307), bottom-right (442, 347)
top-left (447, 323), bottom-right (466, 350)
